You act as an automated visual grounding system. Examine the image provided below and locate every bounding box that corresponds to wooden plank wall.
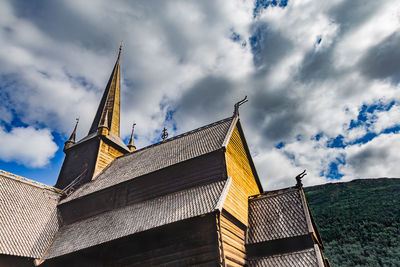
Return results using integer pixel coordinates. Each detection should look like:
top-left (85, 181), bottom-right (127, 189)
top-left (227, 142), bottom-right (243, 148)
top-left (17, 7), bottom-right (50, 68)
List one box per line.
top-left (59, 151), bottom-right (225, 225)
top-left (109, 215), bottom-right (219, 266)
top-left (45, 215), bottom-right (220, 267)
top-left (55, 138), bottom-right (100, 189)
top-left (93, 139), bottom-right (124, 178)
top-left (223, 125), bottom-right (261, 226)
top-left (219, 212), bottom-right (247, 266)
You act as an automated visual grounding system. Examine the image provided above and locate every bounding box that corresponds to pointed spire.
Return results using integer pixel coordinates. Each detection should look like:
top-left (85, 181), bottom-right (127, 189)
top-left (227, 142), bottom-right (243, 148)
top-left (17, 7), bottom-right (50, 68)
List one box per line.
top-left (64, 118), bottom-right (79, 152)
top-left (127, 123), bottom-right (136, 152)
top-left (88, 45), bottom-right (122, 136)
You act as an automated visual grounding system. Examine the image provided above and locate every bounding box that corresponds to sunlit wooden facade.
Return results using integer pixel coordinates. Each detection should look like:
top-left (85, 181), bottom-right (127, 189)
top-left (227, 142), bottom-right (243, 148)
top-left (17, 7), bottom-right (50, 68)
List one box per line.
top-left (0, 48), bottom-right (329, 267)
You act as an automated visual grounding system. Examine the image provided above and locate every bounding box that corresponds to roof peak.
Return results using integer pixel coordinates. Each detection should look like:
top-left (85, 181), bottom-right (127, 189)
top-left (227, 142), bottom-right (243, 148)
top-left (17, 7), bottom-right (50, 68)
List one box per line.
top-left (88, 46), bottom-right (122, 136)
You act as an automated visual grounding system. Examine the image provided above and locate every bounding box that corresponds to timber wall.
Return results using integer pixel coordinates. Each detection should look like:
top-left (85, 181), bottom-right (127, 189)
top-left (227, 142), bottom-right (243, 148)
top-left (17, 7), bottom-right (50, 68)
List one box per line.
top-left (93, 139), bottom-right (124, 178)
top-left (219, 211), bottom-right (247, 266)
top-left (59, 150), bottom-right (226, 225)
top-left (223, 125), bottom-right (261, 226)
top-left (55, 138), bottom-right (100, 189)
top-left (43, 215), bottom-right (220, 267)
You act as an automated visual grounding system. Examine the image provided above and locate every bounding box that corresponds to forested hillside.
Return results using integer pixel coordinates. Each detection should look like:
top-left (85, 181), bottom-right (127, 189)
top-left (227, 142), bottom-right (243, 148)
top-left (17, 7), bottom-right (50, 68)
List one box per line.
top-left (305, 178), bottom-right (400, 267)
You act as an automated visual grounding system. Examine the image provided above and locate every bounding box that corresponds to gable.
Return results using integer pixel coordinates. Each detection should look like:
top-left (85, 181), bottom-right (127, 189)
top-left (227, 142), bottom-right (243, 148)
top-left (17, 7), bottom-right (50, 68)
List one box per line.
top-left (222, 120), bottom-right (262, 225)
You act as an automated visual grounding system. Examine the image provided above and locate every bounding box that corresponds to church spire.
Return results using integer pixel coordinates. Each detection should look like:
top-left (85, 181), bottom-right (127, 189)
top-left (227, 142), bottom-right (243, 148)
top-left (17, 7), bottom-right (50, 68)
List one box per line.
top-left (64, 118), bottom-right (79, 151)
top-left (56, 45), bottom-right (129, 190)
top-left (88, 44), bottom-right (122, 136)
top-left (127, 123), bottom-right (136, 152)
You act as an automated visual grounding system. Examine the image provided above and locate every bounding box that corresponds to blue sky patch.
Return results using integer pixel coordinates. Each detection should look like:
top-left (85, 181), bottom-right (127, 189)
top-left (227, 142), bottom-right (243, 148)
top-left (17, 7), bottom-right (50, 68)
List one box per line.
top-left (349, 101), bottom-right (395, 129)
top-left (321, 155), bottom-right (345, 179)
top-left (312, 132), bottom-right (323, 141)
top-left (327, 101), bottom-right (398, 148)
top-left (275, 141), bottom-right (285, 149)
top-left (327, 134), bottom-right (345, 148)
top-left (253, 0), bottom-right (289, 18)
top-left (230, 31), bottom-right (241, 42)
top-left (0, 130), bottom-right (64, 185)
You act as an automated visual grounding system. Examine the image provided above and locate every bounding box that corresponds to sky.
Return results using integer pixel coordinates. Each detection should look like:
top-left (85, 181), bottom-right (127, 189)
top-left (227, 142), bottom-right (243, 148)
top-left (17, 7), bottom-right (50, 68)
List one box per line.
top-left (0, 0), bottom-right (399, 190)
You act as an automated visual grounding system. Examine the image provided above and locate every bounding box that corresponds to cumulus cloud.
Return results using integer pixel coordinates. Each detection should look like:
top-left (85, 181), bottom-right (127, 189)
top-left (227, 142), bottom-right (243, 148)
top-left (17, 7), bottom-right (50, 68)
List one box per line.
top-left (0, 0), bottom-right (399, 186)
top-left (343, 133), bottom-right (400, 178)
top-left (0, 126), bottom-right (58, 167)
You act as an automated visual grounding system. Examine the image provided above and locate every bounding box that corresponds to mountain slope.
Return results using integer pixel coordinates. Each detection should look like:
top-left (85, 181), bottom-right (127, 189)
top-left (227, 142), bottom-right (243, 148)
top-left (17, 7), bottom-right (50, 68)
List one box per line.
top-left (305, 178), bottom-right (400, 267)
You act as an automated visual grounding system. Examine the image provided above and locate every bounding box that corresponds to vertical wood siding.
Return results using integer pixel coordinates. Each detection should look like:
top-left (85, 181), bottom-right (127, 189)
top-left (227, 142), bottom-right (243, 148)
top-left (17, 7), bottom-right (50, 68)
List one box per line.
top-left (93, 140), bottom-right (124, 178)
top-left (223, 125), bottom-right (261, 226)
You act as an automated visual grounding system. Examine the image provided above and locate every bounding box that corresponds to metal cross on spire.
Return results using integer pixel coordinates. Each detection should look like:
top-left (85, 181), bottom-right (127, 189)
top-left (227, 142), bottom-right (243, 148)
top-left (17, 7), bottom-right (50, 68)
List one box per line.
top-left (161, 127), bottom-right (168, 142)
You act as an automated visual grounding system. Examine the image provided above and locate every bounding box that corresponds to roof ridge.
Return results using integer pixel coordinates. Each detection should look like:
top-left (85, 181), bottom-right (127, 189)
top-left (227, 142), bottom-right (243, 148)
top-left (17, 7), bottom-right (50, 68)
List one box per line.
top-left (249, 186), bottom-right (298, 201)
top-left (0, 169), bottom-right (61, 193)
top-left (127, 116), bottom-right (234, 155)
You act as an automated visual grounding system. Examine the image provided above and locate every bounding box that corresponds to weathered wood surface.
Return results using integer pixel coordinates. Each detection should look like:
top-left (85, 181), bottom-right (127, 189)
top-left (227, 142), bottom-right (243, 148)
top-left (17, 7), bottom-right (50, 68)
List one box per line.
top-left (220, 212), bottom-right (247, 266)
top-left (223, 125), bottom-right (261, 226)
top-left (0, 255), bottom-right (34, 267)
top-left (43, 215), bottom-right (219, 267)
top-left (93, 139), bottom-right (124, 178)
top-left (55, 138), bottom-right (100, 189)
top-left (59, 150), bottom-right (226, 225)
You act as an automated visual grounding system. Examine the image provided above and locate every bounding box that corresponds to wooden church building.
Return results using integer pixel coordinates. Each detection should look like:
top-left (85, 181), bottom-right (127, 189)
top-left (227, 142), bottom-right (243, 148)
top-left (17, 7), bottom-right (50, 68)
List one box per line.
top-left (0, 47), bottom-right (329, 266)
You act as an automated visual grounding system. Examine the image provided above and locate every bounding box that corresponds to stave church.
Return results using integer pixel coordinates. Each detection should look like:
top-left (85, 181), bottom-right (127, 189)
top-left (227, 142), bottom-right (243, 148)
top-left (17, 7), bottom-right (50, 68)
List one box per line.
top-left (0, 46), bottom-right (330, 266)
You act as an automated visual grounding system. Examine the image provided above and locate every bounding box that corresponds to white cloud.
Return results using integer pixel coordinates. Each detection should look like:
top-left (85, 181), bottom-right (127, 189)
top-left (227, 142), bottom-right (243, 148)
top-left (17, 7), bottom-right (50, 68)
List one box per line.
top-left (0, 126), bottom-right (58, 167)
top-left (0, 0), bottom-right (399, 186)
top-left (370, 104), bottom-right (400, 134)
top-left (341, 133), bottom-right (400, 178)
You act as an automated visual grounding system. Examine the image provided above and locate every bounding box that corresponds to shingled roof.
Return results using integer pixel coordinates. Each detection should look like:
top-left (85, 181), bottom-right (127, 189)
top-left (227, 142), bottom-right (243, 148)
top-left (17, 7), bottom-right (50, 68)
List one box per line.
top-left (45, 179), bottom-right (230, 259)
top-left (247, 187), bottom-right (326, 267)
top-left (63, 116), bottom-right (235, 203)
top-left (247, 187), bottom-right (311, 244)
top-left (0, 170), bottom-right (61, 259)
top-left (247, 245), bottom-right (325, 267)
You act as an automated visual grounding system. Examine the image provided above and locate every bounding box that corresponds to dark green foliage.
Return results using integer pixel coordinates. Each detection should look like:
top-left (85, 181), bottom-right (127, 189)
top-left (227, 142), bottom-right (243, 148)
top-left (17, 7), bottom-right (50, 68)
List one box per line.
top-left (305, 178), bottom-right (400, 267)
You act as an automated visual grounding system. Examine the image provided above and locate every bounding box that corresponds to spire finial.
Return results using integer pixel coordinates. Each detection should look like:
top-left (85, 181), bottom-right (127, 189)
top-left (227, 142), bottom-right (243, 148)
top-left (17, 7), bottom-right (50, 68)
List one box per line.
top-left (233, 96), bottom-right (248, 116)
top-left (128, 122), bottom-right (136, 152)
top-left (296, 170), bottom-right (307, 188)
top-left (161, 127), bottom-right (168, 142)
top-left (64, 118), bottom-right (79, 152)
top-left (118, 41), bottom-right (124, 60)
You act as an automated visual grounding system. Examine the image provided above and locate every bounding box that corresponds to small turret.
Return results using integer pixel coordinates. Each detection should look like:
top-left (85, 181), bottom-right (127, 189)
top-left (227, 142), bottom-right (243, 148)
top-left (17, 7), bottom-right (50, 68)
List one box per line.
top-left (127, 123), bottom-right (136, 152)
top-left (64, 118), bottom-right (79, 152)
top-left (98, 111), bottom-right (109, 136)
